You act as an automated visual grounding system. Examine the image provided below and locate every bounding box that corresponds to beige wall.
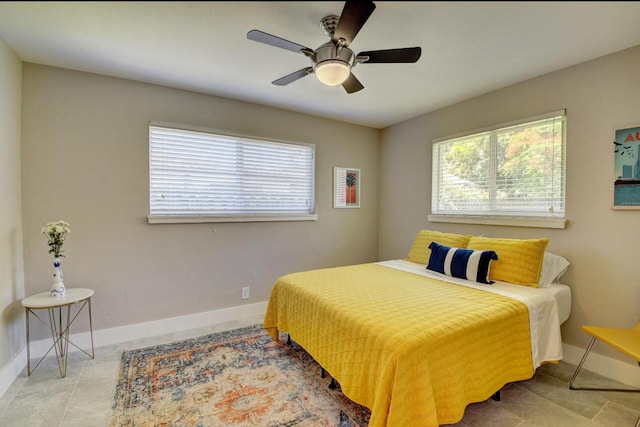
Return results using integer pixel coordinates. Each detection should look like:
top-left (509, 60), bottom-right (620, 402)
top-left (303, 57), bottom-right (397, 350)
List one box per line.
top-left (20, 65), bottom-right (379, 337)
top-left (0, 37), bottom-right (25, 377)
top-left (379, 45), bottom-right (640, 365)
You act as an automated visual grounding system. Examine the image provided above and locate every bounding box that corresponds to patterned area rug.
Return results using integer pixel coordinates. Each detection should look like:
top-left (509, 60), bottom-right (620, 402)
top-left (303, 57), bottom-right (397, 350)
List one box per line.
top-left (108, 324), bottom-right (371, 426)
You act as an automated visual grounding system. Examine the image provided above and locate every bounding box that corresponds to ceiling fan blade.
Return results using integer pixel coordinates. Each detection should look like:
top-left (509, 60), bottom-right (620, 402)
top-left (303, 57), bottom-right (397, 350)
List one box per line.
top-left (272, 67), bottom-right (314, 86)
top-left (342, 72), bottom-right (364, 94)
top-left (357, 47), bottom-right (422, 64)
top-left (332, 0), bottom-right (376, 47)
top-left (247, 30), bottom-right (313, 55)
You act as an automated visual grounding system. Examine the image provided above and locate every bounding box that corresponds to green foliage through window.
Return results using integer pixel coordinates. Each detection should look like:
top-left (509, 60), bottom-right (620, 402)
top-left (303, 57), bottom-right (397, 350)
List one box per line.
top-left (432, 112), bottom-right (565, 218)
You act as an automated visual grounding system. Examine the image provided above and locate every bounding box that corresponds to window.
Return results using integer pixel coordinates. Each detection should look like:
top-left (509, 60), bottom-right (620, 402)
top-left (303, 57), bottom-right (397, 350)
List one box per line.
top-left (148, 123), bottom-right (316, 223)
top-left (430, 110), bottom-right (566, 229)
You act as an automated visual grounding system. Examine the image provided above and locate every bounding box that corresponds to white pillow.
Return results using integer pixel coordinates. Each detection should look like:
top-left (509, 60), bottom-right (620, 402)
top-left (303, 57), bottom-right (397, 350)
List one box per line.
top-left (538, 252), bottom-right (570, 287)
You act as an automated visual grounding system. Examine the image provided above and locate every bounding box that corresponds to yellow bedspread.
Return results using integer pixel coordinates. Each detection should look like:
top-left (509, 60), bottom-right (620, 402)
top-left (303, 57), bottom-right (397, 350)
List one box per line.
top-left (264, 263), bottom-right (534, 426)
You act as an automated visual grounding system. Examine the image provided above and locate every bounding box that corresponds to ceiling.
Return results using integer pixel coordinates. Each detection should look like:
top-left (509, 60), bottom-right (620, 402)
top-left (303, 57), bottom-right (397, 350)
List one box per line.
top-left (1, 1), bottom-right (640, 129)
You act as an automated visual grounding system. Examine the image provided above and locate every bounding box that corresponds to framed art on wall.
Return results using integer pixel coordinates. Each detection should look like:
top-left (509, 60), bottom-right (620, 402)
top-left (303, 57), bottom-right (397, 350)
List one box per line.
top-left (612, 123), bottom-right (640, 209)
top-left (333, 167), bottom-right (360, 208)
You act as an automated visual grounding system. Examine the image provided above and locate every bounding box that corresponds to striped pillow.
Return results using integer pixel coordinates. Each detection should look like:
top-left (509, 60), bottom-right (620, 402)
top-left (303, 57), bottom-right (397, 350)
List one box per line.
top-left (427, 241), bottom-right (498, 284)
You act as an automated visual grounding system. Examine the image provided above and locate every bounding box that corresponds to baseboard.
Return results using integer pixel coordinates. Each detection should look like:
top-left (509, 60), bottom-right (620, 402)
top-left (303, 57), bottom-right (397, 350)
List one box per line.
top-left (0, 349), bottom-right (27, 399)
top-left (563, 343), bottom-right (640, 389)
top-left (0, 301), bottom-right (268, 399)
top-left (85, 301), bottom-right (269, 352)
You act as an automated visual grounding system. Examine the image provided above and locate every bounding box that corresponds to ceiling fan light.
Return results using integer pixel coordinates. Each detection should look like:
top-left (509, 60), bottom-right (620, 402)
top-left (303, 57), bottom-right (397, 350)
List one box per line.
top-left (315, 60), bottom-right (350, 86)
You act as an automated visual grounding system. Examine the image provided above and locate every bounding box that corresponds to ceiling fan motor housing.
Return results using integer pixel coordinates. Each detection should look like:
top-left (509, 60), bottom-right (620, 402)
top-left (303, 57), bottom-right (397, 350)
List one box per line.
top-left (312, 41), bottom-right (356, 71)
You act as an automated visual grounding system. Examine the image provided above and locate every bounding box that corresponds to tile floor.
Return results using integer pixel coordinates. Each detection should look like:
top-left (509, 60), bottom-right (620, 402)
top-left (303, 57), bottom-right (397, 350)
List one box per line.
top-left (0, 315), bottom-right (638, 427)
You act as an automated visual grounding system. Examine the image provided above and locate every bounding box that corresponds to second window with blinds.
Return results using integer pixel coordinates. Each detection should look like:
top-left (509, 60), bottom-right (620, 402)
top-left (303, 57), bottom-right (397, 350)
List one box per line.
top-left (148, 123), bottom-right (316, 223)
top-left (429, 110), bottom-right (567, 229)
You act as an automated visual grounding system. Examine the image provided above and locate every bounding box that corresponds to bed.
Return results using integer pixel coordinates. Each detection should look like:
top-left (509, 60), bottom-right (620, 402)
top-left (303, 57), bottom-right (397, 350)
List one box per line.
top-left (263, 231), bottom-right (572, 426)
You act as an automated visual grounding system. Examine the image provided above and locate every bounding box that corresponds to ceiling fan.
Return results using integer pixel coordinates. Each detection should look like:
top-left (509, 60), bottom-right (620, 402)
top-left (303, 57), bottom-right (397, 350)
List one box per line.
top-left (246, 0), bottom-right (421, 94)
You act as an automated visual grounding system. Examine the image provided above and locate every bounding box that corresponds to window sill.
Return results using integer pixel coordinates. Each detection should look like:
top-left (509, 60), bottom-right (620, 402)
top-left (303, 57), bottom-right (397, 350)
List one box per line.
top-left (427, 214), bottom-right (566, 229)
top-left (148, 214), bottom-right (318, 224)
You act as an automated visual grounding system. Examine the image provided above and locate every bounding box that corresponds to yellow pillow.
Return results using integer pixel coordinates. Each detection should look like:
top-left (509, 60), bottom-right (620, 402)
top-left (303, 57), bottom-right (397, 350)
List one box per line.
top-left (467, 236), bottom-right (549, 287)
top-left (406, 230), bottom-right (471, 265)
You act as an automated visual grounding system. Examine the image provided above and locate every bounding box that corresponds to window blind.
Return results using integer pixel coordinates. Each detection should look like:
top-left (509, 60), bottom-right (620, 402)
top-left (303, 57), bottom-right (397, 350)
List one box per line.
top-left (432, 111), bottom-right (566, 218)
top-left (149, 124), bottom-right (315, 218)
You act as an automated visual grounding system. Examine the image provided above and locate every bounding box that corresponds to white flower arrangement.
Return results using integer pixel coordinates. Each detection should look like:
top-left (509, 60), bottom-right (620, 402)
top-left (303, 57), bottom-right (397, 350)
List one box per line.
top-left (42, 220), bottom-right (71, 259)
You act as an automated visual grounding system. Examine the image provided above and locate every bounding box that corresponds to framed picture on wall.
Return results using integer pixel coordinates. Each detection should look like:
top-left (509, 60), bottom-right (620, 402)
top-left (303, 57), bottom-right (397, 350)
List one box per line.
top-left (612, 123), bottom-right (640, 209)
top-left (333, 167), bottom-right (360, 208)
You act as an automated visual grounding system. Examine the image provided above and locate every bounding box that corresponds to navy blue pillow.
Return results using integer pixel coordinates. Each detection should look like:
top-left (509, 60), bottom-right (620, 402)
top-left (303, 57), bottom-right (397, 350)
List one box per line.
top-left (427, 241), bottom-right (498, 284)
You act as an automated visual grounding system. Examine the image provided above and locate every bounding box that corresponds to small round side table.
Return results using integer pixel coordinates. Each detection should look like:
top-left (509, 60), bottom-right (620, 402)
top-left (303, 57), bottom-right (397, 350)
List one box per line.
top-left (21, 288), bottom-right (95, 377)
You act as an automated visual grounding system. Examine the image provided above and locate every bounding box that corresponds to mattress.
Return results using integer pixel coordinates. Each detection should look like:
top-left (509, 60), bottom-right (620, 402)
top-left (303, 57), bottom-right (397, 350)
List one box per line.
top-left (542, 281), bottom-right (572, 325)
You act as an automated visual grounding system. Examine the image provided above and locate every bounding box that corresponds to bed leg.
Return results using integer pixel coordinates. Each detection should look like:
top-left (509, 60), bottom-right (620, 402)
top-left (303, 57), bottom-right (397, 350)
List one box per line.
top-left (321, 368), bottom-right (326, 378)
top-left (491, 390), bottom-right (501, 401)
top-left (287, 334), bottom-right (291, 344)
top-left (329, 378), bottom-right (337, 390)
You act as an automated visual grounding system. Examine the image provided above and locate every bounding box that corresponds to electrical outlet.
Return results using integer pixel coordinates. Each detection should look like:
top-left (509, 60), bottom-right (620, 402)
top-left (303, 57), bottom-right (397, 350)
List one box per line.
top-left (241, 287), bottom-right (250, 300)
